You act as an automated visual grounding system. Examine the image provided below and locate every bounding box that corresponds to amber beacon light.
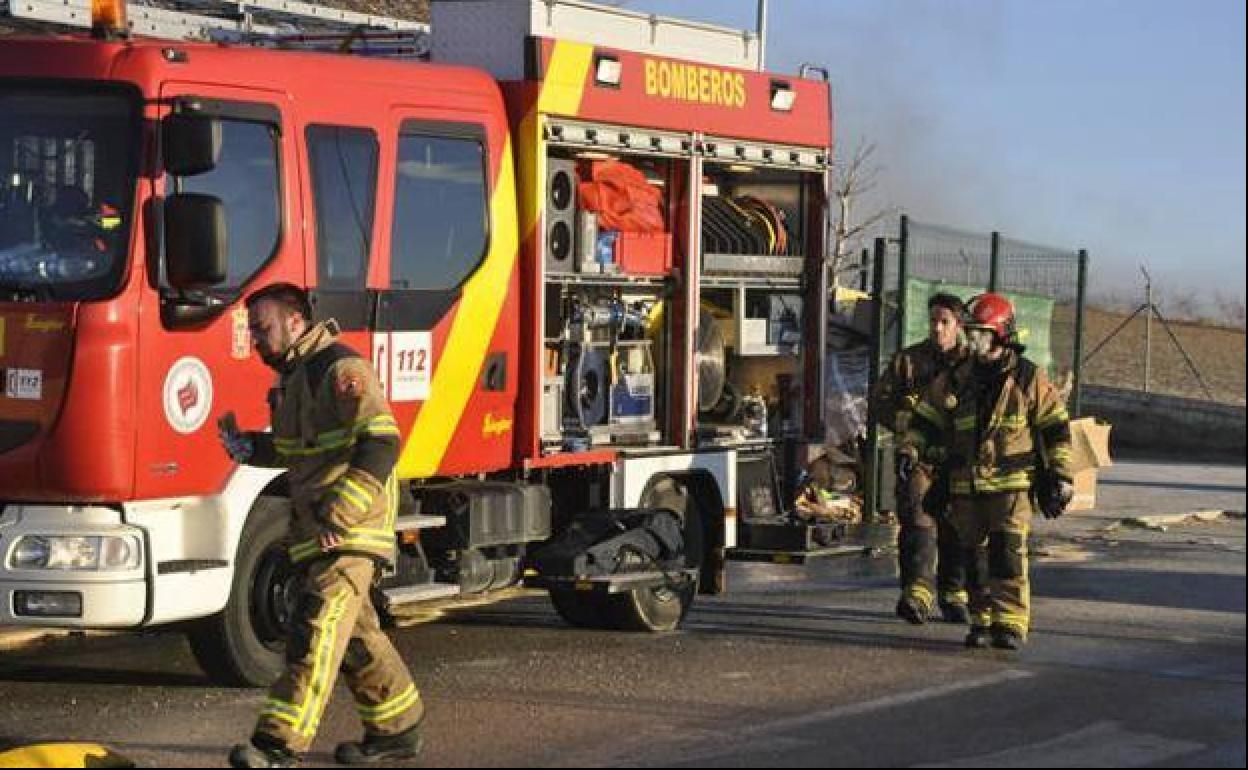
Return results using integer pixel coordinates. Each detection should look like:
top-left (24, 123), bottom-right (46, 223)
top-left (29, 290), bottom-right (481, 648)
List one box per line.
top-left (91, 0), bottom-right (129, 39)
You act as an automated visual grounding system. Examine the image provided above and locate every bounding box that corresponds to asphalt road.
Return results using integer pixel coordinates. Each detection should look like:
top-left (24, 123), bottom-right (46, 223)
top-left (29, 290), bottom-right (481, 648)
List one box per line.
top-left (0, 460), bottom-right (1243, 768)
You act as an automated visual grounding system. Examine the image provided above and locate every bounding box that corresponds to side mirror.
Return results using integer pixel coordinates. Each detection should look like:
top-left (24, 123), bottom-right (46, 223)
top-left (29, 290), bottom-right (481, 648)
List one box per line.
top-left (164, 193), bottom-right (228, 290)
top-left (163, 112), bottom-right (221, 176)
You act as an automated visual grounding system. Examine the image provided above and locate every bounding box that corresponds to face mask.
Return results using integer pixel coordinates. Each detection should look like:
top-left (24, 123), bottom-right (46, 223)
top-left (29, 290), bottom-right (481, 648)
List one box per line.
top-left (967, 328), bottom-right (997, 358)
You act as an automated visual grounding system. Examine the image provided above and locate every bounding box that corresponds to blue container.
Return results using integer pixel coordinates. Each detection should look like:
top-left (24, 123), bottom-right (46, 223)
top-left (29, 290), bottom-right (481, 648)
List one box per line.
top-left (596, 231), bottom-right (618, 271)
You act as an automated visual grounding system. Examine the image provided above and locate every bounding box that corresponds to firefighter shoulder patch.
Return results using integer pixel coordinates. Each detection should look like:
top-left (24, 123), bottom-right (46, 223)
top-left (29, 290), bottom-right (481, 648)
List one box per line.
top-left (334, 362), bottom-right (367, 400)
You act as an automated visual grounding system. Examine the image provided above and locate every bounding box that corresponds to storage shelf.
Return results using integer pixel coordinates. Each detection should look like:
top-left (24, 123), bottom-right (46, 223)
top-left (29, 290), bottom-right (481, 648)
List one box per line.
top-left (703, 253), bottom-right (804, 276)
top-left (699, 274), bottom-right (803, 291)
top-left (546, 272), bottom-right (670, 288)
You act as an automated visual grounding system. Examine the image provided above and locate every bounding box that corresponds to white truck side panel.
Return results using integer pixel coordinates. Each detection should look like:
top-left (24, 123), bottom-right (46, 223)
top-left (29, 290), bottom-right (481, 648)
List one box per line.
top-left (431, 0), bottom-right (761, 78)
top-left (124, 464), bottom-right (283, 626)
top-left (612, 451), bottom-right (737, 549)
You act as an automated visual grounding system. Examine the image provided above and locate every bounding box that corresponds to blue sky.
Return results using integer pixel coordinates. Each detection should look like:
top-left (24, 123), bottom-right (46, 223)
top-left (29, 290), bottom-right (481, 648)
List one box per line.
top-left (618, 0), bottom-right (1246, 302)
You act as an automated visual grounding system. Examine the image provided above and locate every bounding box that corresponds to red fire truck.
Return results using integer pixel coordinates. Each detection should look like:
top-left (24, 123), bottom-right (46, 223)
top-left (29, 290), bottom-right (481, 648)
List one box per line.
top-left (0, 0), bottom-right (835, 685)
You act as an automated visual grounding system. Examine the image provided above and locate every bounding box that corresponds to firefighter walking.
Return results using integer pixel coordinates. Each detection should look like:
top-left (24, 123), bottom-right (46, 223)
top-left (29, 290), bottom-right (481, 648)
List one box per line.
top-left (901, 293), bottom-right (1075, 650)
top-left (219, 283), bottom-right (424, 767)
top-left (873, 293), bottom-right (971, 625)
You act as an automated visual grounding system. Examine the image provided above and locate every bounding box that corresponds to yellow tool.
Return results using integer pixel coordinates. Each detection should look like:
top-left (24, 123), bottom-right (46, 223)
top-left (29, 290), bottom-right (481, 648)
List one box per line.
top-left (0, 743), bottom-right (134, 768)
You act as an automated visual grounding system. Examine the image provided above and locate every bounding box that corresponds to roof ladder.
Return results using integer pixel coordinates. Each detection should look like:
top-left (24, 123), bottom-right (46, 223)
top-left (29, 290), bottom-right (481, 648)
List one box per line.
top-left (1, 0), bottom-right (430, 57)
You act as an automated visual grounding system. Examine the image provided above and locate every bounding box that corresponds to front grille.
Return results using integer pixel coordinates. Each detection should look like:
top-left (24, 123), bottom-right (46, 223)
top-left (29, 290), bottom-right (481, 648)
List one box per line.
top-left (0, 420), bottom-right (40, 454)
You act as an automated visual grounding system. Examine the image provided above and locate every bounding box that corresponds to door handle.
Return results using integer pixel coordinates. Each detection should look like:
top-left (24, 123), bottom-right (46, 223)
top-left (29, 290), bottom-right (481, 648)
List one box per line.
top-left (482, 353), bottom-right (507, 392)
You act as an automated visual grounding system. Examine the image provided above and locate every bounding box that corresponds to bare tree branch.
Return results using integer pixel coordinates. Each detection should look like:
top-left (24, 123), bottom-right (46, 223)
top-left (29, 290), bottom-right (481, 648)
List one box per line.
top-left (831, 140), bottom-right (896, 286)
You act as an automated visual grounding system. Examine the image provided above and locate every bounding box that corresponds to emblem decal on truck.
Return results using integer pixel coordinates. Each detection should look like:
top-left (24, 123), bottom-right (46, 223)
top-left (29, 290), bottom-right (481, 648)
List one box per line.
top-left (163, 357), bottom-right (214, 434)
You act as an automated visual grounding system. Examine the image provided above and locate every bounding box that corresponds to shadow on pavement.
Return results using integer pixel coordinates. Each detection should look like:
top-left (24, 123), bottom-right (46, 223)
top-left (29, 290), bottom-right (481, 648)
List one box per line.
top-left (1099, 478), bottom-right (1247, 494)
top-left (0, 663), bottom-right (211, 688)
top-left (1035, 565), bottom-right (1247, 614)
top-left (441, 596), bottom-right (968, 655)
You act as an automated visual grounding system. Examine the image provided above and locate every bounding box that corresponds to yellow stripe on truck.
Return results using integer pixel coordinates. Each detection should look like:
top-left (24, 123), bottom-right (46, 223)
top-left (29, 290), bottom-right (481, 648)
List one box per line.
top-left (520, 40), bottom-right (595, 240)
top-left (397, 42), bottom-right (593, 478)
top-left (396, 138), bottom-right (520, 479)
top-left (539, 40), bottom-right (594, 117)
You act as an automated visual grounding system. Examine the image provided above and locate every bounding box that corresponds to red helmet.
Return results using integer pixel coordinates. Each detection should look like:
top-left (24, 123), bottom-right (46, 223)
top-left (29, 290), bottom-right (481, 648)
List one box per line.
top-left (966, 293), bottom-right (1016, 343)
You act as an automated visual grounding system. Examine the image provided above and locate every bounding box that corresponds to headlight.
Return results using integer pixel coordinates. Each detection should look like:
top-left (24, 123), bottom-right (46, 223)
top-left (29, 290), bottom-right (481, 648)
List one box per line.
top-left (11, 536), bottom-right (50, 569)
top-left (10, 535), bottom-right (142, 571)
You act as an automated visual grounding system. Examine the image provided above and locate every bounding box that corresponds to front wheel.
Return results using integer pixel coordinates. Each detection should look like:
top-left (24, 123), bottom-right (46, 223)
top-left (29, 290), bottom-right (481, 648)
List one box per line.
top-left (187, 497), bottom-right (296, 687)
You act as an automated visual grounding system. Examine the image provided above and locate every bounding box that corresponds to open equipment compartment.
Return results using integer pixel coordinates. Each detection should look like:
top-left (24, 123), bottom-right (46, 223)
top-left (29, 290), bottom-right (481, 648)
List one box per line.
top-left (695, 156), bottom-right (825, 447)
top-left (540, 127), bottom-right (691, 451)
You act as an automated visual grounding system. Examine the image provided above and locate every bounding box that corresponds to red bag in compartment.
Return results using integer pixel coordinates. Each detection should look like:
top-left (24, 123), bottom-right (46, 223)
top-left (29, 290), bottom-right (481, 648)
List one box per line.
top-left (577, 160), bottom-right (665, 233)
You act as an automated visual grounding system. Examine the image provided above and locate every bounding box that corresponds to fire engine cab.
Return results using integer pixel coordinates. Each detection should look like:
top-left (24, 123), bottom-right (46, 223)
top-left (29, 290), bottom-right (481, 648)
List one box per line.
top-left (0, 0), bottom-right (835, 685)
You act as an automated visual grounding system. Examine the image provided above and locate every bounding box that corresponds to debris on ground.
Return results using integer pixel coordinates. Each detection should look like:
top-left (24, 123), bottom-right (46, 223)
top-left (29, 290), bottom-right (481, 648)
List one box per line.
top-left (1115, 509), bottom-right (1239, 533)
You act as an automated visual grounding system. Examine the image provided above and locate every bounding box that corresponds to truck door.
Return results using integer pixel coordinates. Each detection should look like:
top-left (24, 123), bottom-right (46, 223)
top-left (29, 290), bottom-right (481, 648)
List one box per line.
top-left (303, 122), bottom-right (382, 392)
top-left (136, 85), bottom-right (304, 500)
top-left (380, 112), bottom-right (520, 479)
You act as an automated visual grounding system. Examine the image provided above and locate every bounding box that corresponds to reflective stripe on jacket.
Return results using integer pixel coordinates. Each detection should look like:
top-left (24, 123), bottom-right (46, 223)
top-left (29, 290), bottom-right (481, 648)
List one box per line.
top-left (902, 350), bottom-right (1073, 497)
top-left (248, 321), bottom-right (401, 564)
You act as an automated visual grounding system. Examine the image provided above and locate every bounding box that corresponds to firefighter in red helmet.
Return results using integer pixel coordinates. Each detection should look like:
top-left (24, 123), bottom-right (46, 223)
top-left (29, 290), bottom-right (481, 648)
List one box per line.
top-left (900, 293), bottom-right (1075, 649)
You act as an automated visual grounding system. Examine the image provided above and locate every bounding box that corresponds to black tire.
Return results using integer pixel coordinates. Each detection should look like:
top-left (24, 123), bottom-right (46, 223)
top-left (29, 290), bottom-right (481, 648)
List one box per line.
top-left (549, 586), bottom-right (610, 629)
top-left (187, 497), bottom-right (295, 687)
top-left (602, 479), bottom-right (704, 633)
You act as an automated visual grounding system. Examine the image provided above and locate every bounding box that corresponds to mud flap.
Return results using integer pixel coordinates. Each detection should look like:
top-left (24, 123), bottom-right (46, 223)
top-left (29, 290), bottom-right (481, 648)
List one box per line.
top-left (528, 509), bottom-right (684, 579)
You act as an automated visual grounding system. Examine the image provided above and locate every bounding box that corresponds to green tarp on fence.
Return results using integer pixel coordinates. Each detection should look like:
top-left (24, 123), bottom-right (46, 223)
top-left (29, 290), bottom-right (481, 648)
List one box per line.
top-left (904, 278), bottom-right (1057, 376)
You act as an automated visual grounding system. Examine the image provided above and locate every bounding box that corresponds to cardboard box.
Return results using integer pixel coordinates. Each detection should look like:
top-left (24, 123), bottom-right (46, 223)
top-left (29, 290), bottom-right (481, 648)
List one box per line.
top-left (1065, 418), bottom-right (1112, 510)
top-left (1069, 468), bottom-right (1100, 511)
top-left (1068, 417), bottom-right (1113, 473)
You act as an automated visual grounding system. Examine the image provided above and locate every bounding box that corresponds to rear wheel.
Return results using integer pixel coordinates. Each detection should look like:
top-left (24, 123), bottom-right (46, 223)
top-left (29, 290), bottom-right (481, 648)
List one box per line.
top-left (549, 586), bottom-right (609, 629)
top-left (187, 497), bottom-right (296, 687)
top-left (600, 536), bottom-right (700, 632)
top-left (609, 479), bottom-right (704, 632)
top-left (546, 478), bottom-right (705, 633)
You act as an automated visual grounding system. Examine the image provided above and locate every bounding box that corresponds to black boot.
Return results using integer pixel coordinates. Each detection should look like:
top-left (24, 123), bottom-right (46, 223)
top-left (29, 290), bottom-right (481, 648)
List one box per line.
top-left (964, 625), bottom-right (992, 649)
top-left (939, 600), bottom-right (971, 625)
top-left (895, 595), bottom-right (930, 625)
top-left (991, 624), bottom-right (1026, 650)
top-left (229, 739), bottom-right (298, 769)
top-left (335, 723), bottom-right (424, 765)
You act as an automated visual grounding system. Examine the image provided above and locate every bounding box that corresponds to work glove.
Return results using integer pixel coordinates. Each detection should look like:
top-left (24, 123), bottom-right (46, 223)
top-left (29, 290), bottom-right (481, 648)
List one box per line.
top-left (217, 412), bottom-right (254, 464)
top-left (1040, 476), bottom-right (1075, 520)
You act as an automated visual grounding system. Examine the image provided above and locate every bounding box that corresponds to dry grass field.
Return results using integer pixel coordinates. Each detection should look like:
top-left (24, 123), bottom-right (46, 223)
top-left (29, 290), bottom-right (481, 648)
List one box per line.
top-left (1082, 308), bottom-right (1246, 405)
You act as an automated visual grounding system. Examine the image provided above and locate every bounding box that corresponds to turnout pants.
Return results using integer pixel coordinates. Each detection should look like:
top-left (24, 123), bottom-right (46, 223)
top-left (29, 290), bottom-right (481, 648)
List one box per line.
top-left (896, 464), bottom-right (968, 611)
top-left (947, 492), bottom-right (1033, 636)
top-left (255, 554), bottom-right (423, 753)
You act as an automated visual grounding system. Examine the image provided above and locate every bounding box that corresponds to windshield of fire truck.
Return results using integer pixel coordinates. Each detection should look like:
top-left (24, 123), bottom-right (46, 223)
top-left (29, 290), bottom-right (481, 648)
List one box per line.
top-left (0, 83), bottom-right (139, 301)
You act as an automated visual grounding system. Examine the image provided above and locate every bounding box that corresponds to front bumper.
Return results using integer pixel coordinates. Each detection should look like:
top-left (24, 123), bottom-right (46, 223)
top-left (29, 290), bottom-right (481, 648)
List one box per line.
top-left (0, 503), bottom-right (147, 628)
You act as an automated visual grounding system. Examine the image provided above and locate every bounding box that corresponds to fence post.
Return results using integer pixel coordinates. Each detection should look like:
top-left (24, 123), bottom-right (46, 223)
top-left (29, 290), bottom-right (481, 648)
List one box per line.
top-left (897, 215), bottom-right (910, 350)
top-left (989, 231), bottom-right (1001, 292)
top-left (1073, 249), bottom-right (1088, 416)
top-left (864, 237), bottom-right (889, 519)
top-left (1142, 266), bottom-right (1153, 394)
